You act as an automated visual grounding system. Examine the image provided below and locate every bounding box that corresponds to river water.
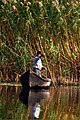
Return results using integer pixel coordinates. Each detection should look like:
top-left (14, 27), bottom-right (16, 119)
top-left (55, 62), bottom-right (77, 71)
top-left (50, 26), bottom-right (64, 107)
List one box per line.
top-left (0, 85), bottom-right (80, 120)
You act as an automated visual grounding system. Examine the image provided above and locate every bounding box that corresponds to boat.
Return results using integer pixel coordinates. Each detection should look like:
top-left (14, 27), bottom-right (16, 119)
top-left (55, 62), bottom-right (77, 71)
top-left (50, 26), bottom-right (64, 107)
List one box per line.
top-left (20, 70), bottom-right (51, 88)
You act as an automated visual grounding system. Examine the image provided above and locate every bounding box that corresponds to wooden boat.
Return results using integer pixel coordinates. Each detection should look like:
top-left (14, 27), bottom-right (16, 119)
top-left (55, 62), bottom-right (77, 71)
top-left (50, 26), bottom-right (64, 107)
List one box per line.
top-left (20, 70), bottom-right (51, 88)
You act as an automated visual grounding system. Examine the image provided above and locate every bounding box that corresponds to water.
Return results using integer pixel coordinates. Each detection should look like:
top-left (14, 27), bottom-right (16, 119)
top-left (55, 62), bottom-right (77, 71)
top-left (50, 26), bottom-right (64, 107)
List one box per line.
top-left (0, 85), bottom-right (80, 120)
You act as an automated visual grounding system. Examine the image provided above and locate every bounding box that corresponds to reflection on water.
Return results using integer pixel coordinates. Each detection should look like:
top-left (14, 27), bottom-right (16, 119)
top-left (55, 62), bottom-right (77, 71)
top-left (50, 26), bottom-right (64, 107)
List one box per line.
top-left (19, 87), bottom-right (50, 107)
top-left (32, 103), bottom-right (41, 119)
top-left (0, 86), bottom-right (80, 120)
top-left (19, 87), bottom-right (50, 119)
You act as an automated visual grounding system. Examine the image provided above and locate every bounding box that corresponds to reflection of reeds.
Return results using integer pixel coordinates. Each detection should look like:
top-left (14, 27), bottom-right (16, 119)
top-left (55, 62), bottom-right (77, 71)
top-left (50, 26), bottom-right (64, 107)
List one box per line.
top-left (0, 86), bottom-right (27, 119)
top-left (41, 87), bottom-right (80, 120)
top-left (1, 86), bottom-right (80, 120)
top-left (42, 88), bottom-right (55, 120)
top-left (25, 105), bottom-right (32, 120)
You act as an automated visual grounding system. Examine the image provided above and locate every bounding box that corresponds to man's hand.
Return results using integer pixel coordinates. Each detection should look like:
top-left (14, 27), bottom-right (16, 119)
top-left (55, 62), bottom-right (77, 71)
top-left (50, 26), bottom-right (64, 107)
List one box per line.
top-left (42, 66), bottom-right (47, 70)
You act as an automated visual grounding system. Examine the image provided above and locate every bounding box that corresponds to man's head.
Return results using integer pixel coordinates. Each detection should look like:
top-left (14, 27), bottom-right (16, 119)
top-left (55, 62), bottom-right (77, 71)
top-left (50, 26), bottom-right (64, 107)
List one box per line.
top-left (37, 51), bottom-right (41, 57)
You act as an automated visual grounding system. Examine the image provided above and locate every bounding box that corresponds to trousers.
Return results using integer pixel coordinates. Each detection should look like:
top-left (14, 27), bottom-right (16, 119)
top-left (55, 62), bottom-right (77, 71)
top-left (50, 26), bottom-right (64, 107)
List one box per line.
top-left (33, 68), bottom-right (41, 77)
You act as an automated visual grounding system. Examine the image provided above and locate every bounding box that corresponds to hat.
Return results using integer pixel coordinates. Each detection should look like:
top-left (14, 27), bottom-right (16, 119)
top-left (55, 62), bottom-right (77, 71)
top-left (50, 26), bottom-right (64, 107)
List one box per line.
top-left (37, 51), bottom-right (41, 56)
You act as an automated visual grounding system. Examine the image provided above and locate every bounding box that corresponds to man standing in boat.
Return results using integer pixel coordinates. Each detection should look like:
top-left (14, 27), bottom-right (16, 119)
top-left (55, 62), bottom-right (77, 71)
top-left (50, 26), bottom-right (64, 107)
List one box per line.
top-left (33, 51), bottom-right (45, 77)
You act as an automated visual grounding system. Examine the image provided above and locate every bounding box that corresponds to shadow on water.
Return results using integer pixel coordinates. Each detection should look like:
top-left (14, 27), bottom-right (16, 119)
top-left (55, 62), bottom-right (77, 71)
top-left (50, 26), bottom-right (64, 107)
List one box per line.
top-left (19, 87), bottom-right (29, 107)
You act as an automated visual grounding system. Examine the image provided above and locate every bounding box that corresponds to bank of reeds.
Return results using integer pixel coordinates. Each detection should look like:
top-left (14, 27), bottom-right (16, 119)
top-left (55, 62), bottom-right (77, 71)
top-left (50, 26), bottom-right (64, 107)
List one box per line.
top-left (0, 0), bottom-right (80, 85)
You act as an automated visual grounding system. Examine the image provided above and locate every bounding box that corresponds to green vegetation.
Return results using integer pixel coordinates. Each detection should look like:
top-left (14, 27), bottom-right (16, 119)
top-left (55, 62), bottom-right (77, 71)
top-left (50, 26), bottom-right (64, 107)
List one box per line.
top-left (0, 0), bottom-right (80, 83)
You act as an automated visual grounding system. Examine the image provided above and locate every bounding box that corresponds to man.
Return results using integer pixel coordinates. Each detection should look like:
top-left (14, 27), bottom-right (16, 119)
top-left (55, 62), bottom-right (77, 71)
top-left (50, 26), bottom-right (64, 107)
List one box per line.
top-left (33, 51), bottom-right (45, 76)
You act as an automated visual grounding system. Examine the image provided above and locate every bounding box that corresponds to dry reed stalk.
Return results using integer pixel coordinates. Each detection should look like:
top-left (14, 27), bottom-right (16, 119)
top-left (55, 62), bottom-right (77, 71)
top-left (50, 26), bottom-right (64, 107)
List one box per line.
top-left (39, 39), bottom-right (56, 87)
top-left (28, 43), bottom-right (34, 57)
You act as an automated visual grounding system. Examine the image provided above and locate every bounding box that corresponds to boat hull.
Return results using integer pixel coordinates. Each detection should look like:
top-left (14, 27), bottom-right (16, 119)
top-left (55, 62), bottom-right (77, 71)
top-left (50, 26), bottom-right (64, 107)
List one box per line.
top-left (20, 70), bottom-right (51, 88)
